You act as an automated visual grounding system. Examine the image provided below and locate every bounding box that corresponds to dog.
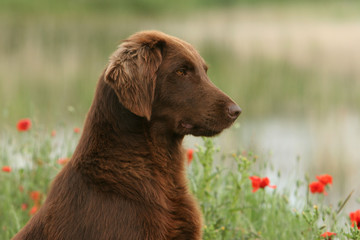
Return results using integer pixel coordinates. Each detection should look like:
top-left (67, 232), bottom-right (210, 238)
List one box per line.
top-left (13, 30), bottom-right (241, 240)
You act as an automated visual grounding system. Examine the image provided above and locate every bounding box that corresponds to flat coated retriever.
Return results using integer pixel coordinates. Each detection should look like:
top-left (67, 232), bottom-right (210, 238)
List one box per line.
top-left (13, 31), bottom-right (241, 240)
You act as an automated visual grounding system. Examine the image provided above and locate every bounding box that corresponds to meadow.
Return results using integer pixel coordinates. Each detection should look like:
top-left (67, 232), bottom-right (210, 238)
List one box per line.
top-left (1, 126), bottom-right (360, 239)
top-left (1, 0), bottom-right (360, 239)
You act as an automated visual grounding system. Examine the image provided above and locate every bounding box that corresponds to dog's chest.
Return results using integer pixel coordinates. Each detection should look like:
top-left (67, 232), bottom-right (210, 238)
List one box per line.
top-left (166, 193), bottom-right (203, 239)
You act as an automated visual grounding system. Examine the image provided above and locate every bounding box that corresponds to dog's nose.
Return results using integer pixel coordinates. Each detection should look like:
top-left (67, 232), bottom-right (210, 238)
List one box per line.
top-left (227, 104), bottom-right (242, 119)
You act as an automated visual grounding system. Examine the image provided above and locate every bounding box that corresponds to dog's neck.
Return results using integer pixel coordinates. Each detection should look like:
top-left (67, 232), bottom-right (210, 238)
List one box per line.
top-left (73, 76), bottom-right (184, 165)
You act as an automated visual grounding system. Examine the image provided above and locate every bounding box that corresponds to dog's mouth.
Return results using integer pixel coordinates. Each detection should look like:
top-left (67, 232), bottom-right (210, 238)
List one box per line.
top-left (178, 120), bottom-right (222, 137)
top-left (180, 121), bottom-right (194, 129)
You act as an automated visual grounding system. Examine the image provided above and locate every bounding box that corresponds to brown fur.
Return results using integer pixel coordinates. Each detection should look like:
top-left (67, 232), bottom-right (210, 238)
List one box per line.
top-left (13, 31), bottom-right (241, 240)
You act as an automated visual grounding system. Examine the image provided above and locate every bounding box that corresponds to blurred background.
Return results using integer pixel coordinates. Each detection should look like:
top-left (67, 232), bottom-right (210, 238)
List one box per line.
top-left (1, 0), bottom-right (360, 211)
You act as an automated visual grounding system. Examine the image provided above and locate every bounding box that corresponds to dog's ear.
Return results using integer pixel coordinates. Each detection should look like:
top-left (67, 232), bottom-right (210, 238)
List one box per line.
top-left (104, 36), bottom-right (164, 121)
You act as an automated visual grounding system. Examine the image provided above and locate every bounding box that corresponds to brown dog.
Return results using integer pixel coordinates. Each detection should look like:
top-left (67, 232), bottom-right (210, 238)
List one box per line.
top-left (13, 31), bottom-right (241, 240)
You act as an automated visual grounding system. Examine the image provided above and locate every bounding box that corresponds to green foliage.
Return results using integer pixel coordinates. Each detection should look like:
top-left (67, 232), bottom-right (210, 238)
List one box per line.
top-left (1, 130), bottom-right (360, 239)
top-left (344, 226), bottom-right (360, 240)
top-left (188, 138), bottom-right (360, 239)
top-left (0, 0), bottom-right (338, 16)
top-left (1, 0), bottom-right (359, 16)
top-left (0, 128), bottom-right (79, 238)
top-left (0, 0), bottom-right (244, 15)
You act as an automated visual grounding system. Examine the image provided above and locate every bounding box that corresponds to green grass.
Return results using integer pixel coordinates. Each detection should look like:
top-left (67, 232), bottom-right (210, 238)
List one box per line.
top-left (1, 0), bottom-right (360, 17)
top-left (1, 127), bottom-right (359, 239)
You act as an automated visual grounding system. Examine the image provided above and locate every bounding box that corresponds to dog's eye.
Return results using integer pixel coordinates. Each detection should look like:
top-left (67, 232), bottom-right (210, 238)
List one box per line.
top-left (176, 69), bottom-right (187, 76)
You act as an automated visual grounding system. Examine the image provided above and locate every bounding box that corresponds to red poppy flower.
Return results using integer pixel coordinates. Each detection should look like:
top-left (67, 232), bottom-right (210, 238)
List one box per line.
top-left (2, 166), bottom-right (11, 172)
top-left (309, 181), bottom-right (327, 195)
top-left (259, 177), bottom-right (272, 188)
top-left (21, 203), bottom-right (28, 211)
top-left (17, 118), bottom-right (32, 131)
top-left (350, 210), bottom-right (360, 229)
top-left (73, 127), bottom-right (80, 133)
top-left (187, 149), bottom-right (194, 165)
top-left (249, 176), bottom-right (276, 192)
top-left (51, 130), bottom-right (56, 137)
top-left (320, 231), bottom-right (336, 239)
top-left (316, 174), bottom-right (333, 185)
top-left (30, 191), bottom-right (41, 204)
top-left (57, 157), bottom-right (70, 165)
top-left (249, 176), bottom-right (261, 192)
top-left (29, 205), bottom-right (38, 215)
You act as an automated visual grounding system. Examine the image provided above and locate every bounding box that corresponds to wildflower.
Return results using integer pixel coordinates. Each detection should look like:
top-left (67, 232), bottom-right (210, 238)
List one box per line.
top-left (249, 176), bottom-right (276, 192)
top-left (2, 166), bottom-right (11, 172)
top-left (187, 149), bottom-right (194, 165)
top-left (320, 231), bottom-right (336, 239)
top-left (259, 177), bottom-right (273, 188)
top-left (21, 203), bottom-right (28, 211)
top-left (19, 185), bottom-right (24, 192)
top-left (350, 210), bottom-right (360, 229)
top-left (73, 127), bottom-right (81, 133)
top-left (309, 181), bottom-right (327, 195)
top-left (57, 157), bottom-right (70, 165)
top-left (249, 176), bottom-right (261, 192)
top-left (316, 174), bottom-right (333, 185)
top-left (29, 205), bottom-right (38, 215)
top-left (30, 191), bottom-right (41, 205)
top-left (51, 130), bottom-right (56, 137)
top-left (17, 118), bottom-right (32, 131)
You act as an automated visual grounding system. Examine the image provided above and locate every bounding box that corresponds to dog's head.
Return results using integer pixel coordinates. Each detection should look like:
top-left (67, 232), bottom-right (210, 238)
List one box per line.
top-left (105, 31), bottom-right (241, 137)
